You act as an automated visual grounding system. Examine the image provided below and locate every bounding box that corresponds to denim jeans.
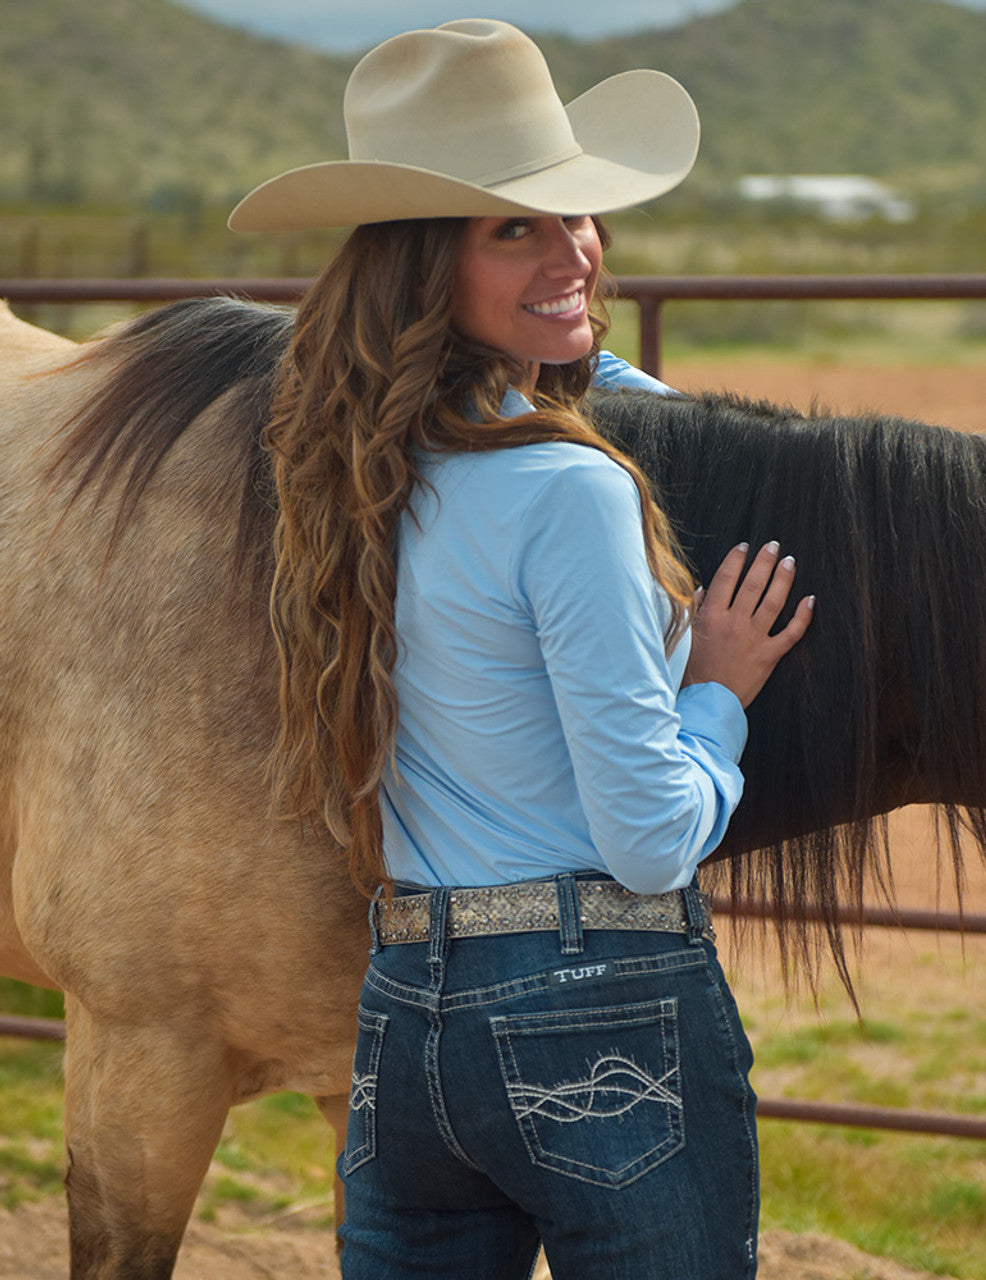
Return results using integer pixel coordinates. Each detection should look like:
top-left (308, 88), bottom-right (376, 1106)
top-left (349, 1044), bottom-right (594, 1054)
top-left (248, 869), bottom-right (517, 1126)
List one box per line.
top-left (338, 875), bottom-right (759, 1280)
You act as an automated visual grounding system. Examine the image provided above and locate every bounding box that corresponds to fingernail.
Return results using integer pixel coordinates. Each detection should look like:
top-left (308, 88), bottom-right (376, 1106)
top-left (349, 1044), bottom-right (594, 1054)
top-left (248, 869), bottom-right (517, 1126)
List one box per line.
top-left (781, 555), bottom-right (795, 570)
top-left (807, 595), bottom-right (816, 610)
top-left (765, 540), bottom-right (780, 555)
top-left (736, 541), bottom-right (749, 553)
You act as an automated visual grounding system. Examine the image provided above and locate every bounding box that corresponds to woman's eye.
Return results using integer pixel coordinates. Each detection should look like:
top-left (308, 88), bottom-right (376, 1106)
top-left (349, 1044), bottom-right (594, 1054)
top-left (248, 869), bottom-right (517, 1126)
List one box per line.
top-left (496, 219), bottom-right (531, 240)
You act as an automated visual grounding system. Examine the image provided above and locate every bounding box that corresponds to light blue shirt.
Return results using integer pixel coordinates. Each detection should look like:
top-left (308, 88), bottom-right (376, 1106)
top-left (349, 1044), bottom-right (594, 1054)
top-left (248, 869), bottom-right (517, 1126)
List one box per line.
top-left (593, 349), bottom-right (676, 396)
top-left (381, 352), bottom-right (746, 893)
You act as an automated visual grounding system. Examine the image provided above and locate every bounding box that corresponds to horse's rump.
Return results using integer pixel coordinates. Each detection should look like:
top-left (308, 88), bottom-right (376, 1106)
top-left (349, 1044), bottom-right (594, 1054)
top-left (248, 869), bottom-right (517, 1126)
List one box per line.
top-left (0, 300), bottom-right (365, 1066)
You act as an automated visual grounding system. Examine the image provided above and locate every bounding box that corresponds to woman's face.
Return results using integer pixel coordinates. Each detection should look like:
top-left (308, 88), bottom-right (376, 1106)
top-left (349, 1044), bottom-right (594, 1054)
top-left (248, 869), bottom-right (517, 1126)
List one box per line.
top-left (450, 215), bottom-right (602, 389)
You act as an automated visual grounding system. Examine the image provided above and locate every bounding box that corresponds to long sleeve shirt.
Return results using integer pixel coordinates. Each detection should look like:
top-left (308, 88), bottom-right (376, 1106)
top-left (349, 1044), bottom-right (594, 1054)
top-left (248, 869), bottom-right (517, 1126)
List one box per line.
top-left (380, 353), bottom-right (746, 893)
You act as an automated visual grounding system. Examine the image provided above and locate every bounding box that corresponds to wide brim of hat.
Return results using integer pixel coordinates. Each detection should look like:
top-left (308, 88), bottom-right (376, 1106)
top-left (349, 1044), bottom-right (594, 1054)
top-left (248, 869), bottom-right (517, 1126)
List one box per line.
top-left (228, 70), bottom-right (699, 232)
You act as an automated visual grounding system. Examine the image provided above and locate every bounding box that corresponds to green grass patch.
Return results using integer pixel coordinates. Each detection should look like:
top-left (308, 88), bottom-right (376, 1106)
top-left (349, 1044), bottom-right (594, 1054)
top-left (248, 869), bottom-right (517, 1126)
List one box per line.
top-left (0, 1038), bottom-right (65, 1209)
top-left (0, 980), bottom-right (67, 1211)
top-left (732, 919), bottom-right (986, 1277)
top-left (195, 1091), bottom-right (337, 1228)
top-left (0, 978), bottom-right (64, 1020)
top-left (760, 1124), bottom-right (986, 1278)
top-left (0, 1043), bottom-right (64, 1130)
top-left (0, 1144), bottom-right (65, 1209)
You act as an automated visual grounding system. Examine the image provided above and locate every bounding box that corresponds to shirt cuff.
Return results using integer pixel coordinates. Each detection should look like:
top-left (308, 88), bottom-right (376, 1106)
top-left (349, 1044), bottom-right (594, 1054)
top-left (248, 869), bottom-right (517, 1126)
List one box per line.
top-left (676, 681), bottom-right (748, 763)
top-left (592, 350), bottom-right (676, 396)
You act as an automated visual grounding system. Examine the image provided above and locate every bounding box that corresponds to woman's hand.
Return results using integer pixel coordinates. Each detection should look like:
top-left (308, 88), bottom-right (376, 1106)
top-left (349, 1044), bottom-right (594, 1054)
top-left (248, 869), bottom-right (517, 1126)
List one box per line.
top-left (682, 541), bottom-right (814, 709)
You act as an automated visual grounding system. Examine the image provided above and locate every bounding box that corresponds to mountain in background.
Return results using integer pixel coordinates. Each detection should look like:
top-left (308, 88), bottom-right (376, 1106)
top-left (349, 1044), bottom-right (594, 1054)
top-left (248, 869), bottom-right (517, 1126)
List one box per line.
top-left (0, 0), bottom-right (353, 209)
top-left (545, 0), bottom-right (986, 193)
top-left (2, 0), bottom-right (984, 212)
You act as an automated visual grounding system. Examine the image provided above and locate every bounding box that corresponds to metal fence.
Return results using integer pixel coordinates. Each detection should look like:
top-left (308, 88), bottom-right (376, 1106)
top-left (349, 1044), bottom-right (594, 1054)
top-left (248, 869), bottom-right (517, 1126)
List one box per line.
top-left (5, 271), bottom-right (986, 377)
top-left (2, 271), bottom-right (986, 1144)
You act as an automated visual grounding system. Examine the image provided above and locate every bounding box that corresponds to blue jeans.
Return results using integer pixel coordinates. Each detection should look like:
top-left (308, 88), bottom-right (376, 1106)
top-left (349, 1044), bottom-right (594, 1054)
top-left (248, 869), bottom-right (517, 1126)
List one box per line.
top-left (338, 876), bottom-right (759, 1279)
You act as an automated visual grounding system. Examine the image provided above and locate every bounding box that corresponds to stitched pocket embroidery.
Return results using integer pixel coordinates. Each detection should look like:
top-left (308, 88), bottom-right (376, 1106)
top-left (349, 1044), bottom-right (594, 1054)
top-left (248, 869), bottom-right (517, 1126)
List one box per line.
top-left (343, 1006), bottom-right (389, 1175)
top-left (491, 997), bottom-right (683, 1187)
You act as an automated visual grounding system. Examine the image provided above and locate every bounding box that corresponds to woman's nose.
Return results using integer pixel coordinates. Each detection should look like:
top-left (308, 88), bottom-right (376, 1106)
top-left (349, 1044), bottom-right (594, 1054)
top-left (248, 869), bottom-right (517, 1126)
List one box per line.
top-left (543, 220), bottom-right (592, 276)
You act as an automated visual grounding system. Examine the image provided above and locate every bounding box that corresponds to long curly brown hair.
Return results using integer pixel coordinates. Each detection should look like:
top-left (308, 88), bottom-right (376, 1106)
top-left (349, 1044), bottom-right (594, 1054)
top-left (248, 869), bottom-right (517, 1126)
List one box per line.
top-left (264, 216), bottom-right (695, 895)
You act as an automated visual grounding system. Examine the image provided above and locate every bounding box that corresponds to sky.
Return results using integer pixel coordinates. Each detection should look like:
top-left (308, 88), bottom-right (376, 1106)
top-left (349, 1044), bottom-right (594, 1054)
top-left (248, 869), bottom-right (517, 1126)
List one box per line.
top-left (174, 0), bottom-right (986, 50)
top-left (173, 0), bottom-right (739, 51)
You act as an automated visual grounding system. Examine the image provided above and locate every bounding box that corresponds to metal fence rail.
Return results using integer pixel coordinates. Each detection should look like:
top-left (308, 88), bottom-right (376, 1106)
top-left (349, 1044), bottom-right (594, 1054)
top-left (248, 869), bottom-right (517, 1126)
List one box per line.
top-left (618, 272), bottom-right (986, 378)
top-left (710, 897), bottom-right (986, 935)
top-left (756, 1098), bottom-right (986, 1141)
top-left (0, 1014), bottom-right (65, 1041)
top-left (5, 272), bottom-right (986, 378)
top-left (3, 270), bottom-right (986, 1145)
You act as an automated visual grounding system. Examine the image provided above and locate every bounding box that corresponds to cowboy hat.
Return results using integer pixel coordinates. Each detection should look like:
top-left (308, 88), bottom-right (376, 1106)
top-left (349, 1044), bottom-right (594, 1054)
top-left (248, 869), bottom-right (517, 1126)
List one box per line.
top-left (228, 18), bottom-right (699, 232)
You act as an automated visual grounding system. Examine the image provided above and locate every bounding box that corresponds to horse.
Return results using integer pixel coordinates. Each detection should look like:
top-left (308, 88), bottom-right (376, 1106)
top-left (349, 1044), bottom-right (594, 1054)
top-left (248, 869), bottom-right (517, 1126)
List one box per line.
top-left (2, 295), bottom-right (985, 1279)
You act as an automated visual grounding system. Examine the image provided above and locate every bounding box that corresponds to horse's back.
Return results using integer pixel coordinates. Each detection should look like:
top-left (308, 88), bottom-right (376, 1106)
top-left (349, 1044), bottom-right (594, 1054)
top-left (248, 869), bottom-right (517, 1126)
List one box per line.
top-left (0, 300), bottom-right (77, 370)
top-left (0, 304), bottom-right (86, 507)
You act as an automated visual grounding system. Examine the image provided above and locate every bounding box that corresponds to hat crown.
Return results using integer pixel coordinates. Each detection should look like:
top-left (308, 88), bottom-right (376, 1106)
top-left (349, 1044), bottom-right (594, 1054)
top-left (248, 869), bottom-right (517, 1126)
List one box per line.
top-left (344, 19), bottom-right (581, 187)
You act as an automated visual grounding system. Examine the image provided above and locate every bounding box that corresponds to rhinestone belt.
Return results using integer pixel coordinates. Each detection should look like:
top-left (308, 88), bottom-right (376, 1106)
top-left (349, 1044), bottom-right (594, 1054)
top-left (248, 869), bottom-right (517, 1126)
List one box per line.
top-left (375, 881), bottom-right (714, 945)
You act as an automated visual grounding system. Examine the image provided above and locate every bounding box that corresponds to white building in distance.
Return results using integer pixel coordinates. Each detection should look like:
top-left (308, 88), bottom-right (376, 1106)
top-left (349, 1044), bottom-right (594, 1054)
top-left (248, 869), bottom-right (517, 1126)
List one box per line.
top-left (737, 174), bottom-right (916, 222)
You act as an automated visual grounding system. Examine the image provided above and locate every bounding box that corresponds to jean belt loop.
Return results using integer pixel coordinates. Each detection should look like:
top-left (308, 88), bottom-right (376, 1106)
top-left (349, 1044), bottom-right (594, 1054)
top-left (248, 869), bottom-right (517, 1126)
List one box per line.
top-left (682, 881), bottom-right (707, 947)
top-left (428, 886), bottom-right (451, 968)
top-left (367, 885), bottom-right (384, 956)
top-left (555, 872), bottom-right (585, 957)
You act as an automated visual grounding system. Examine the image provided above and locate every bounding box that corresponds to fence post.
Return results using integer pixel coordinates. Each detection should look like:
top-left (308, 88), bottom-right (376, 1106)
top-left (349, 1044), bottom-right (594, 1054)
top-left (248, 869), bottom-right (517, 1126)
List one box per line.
top-left (19, 225), bottom-right (40, 278)
top-left (637, 296), bottom-right (663, 379)
top-left (129, 223), bottom-right (150, 277)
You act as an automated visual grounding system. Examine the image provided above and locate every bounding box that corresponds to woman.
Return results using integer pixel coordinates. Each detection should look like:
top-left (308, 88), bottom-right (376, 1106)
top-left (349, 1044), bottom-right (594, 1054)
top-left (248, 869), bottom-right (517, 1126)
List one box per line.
top-left (229, 19), bottom-right (813, 1279)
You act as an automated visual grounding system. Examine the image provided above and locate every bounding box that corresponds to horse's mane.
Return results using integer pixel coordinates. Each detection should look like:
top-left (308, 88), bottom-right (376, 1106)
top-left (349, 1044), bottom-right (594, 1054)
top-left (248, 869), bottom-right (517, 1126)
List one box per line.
top-left (52, 298), bottom-right (986, 991)
top-left (593, 389), bottom-right (986, 986)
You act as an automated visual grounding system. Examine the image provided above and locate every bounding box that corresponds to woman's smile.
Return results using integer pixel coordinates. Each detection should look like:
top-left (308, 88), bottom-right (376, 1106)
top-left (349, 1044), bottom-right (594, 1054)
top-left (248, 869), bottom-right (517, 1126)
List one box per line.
top-left (522, 288), bottom-right (587, 318)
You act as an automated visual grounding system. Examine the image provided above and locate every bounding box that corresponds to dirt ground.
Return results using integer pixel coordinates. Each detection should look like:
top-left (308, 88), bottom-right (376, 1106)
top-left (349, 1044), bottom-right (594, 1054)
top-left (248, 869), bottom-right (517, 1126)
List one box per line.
top-left (2, 359), bottom-right (983, 1278)
top-left (0, 1199), bottom-right (966, 1280)
top-left (663, 356), bottom-right (986, 434)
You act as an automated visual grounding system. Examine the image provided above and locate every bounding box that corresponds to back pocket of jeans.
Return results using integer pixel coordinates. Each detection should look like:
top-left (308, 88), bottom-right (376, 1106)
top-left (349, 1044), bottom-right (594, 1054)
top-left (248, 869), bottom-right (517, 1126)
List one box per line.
top-left (342, 1006), bottom-right (389, 1175)
top-left (490, 997), bottom-right (682, 1188)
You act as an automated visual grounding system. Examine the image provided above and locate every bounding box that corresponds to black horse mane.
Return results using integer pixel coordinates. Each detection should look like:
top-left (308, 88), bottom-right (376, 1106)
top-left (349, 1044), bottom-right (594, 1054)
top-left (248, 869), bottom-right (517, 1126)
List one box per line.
top-left (52, 297), bottom-right (986, 991)
top-left (593, 388), bottom-right (986, 982)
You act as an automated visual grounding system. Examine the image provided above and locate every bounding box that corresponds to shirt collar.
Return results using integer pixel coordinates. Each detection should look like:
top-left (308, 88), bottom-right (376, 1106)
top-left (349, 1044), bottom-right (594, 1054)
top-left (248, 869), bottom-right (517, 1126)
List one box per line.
top-left (499, 386), bottom-right (536, 418)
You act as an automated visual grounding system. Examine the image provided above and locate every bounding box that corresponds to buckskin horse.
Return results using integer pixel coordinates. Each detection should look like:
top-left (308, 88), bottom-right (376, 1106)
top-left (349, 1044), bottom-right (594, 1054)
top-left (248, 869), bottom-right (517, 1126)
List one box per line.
top-left (2, 297), bottom-right (984, 1278)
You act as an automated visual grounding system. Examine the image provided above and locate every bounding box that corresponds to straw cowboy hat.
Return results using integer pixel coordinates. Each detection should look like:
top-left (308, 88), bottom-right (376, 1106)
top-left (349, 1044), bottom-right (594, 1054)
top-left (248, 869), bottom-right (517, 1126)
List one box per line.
top-left (228, 18), bottom-right (699, 231)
